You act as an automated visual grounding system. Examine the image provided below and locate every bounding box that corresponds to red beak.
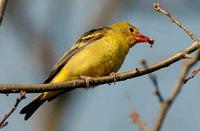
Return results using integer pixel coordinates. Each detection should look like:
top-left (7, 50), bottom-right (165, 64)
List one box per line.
top-left (135, 34), bottom-right (154, 45)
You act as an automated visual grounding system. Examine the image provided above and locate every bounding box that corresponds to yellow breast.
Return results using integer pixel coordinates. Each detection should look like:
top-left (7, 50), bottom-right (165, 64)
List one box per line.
top-left (52, 30), bottom-right (130, 82)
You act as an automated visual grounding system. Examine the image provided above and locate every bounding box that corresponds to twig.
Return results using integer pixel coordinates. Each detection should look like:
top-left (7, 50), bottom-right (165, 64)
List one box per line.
top-left (0, 91), bottom-right (26, 129)
top-left (125, 91), bottom-right (149, 131)
top-left (184, 67), bottom-right (200, 83)
top-left (153, 3), bottom-right (200, 131)
top-left (0, 41), bottom-right (199, 94)
top-left (154, 51), bottom-right (200, 131)
top-left (154, 3), bottom-right (198, 42)
top-left (0, 0), bottom-right (8, 25)
top-left (130, 111), bottom-right (149, 131)
top-left (140, 59), bottom-right (164, 103)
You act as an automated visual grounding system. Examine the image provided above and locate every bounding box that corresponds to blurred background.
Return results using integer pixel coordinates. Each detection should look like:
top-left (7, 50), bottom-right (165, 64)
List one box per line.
top-left (0, 0), bottom-right (200, 131)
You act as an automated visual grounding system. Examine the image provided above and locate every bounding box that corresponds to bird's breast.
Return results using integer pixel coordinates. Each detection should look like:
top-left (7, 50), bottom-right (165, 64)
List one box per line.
top-left (58, 35), bottom-right (130, 80)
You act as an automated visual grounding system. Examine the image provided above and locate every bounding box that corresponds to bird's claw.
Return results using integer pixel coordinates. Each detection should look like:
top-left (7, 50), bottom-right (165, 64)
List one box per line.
top-left (110, 72), bottom-right (117, 85)
top-left (79, 75), bottom-right (93, 88)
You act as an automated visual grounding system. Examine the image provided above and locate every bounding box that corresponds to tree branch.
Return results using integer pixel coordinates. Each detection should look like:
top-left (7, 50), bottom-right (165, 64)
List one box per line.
top-left (0, 91), bottom-right (26, 128)
top-left (0, 40), bottom-right (199, 93)
top-left (130, 111), bottom-right (149, 131)
top-left (0, 0), bottom-right (8, 25)
top-left (126, 90), bottom-right (149, 131)
top-left (140, 59), bottom-right (164, 103)
top-left (154, 3), bottom-right (198, 41)
top-left (154, 50), bottom-right (200, 131)
top-left (153, 3), bottom-right (200, 131)
top-left (184, 67), bottom-right (200, 83)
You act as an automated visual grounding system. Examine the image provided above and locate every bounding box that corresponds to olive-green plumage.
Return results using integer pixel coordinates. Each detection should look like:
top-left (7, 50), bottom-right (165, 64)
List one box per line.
top-left (20, 22), bottom-right (154, 120)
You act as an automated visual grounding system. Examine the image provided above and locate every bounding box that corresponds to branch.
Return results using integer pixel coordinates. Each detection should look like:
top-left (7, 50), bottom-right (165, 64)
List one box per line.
top-left (154, 50), bottom-right (200, 131)
top-left (0, 91), bottom-right (26, 128)
top-left (153, 3), bottom-right (200, 131)
top-left (184, 67), bottom-right (200, 83)
top-left (130, 111), bottom-right (149, 131)
top-left (154, 3), bottom-right (198, 41)
top-left (0, 0), bottom-right (8, 25)
top-left (0, 40), bottom-right (199, 93)
top-left (140, 59), bottom-right (164, 103)
top-left (126, 91), bottom-right (149, 131)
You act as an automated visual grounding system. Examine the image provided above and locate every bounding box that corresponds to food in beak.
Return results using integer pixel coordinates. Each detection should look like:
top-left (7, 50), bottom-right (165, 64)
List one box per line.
top-left (135, 34), bottom-right (154, 45)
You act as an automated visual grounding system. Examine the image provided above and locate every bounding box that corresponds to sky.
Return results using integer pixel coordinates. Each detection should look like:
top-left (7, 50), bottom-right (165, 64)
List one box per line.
top-left (0, 0), bottom-right (200, 131)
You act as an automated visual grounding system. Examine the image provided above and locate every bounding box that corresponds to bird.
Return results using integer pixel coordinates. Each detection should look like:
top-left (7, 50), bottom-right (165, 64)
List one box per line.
top-left (20, 21), bottom-right (154, 120)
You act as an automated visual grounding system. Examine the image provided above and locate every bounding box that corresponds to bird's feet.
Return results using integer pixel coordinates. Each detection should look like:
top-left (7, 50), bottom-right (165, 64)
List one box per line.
top-left (109, 72), bottom-right (117, 85)
top-left (79, 75), bottom-right (93, 88)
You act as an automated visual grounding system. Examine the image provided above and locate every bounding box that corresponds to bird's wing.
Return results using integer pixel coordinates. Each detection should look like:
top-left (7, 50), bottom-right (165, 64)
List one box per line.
top-left (43, 27), bottom-right (109, 83)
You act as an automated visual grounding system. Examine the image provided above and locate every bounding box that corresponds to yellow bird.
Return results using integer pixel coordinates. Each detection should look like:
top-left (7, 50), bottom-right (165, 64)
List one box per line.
top-left (20, 22), bottom-right (154, 120)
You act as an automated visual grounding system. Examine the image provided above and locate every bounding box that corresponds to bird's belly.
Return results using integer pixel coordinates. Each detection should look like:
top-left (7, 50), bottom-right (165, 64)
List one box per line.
top-left (64, 43), bottom-right (128, 79)
top-left (67, 53), bottom-right (121, 77)
top-left (48, 51), bottom-right (122, 99)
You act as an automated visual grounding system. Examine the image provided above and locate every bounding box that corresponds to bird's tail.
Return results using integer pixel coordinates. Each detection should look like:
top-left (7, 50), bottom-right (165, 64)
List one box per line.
top-left (20, 94), bottom-right (46, 120)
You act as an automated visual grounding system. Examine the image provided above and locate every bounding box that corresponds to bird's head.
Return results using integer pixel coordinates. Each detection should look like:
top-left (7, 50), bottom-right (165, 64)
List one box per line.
top-left (109, 22), bottom-right (154, 47)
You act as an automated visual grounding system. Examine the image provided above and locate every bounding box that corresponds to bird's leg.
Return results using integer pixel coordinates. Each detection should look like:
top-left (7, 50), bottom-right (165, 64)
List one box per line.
top-left (109, 72), bottom-right (117, 85)
top-left (79, 75), bottom-right (93, 88)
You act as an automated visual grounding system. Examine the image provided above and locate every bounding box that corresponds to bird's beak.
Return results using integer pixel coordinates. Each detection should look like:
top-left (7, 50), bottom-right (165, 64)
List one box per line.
top-left (135, 34), bottom-right (154, 46)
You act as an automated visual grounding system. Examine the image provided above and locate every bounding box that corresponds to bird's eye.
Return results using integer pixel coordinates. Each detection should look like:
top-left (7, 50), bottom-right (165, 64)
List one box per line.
top-left (129, 28), bottom-right (134, 33)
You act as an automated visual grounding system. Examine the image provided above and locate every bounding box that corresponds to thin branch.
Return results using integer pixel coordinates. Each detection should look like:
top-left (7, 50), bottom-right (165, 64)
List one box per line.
top-left (184, 67), bottom-right (200, 83)
top-left (0, 41), bottom-right (199, 93)
top-left (130, 111), bottom-right (149, 131)
top-left (153, 3), bottom-right (200, 131)
top-left (154, 3), bottom-right (198, 41)
top-left (154, 51), bottom-right (200, 131)
top-left (0, 0), bottom-right (8, 25)
top-left (140, 59), bottom-right (164, 103)
top-left (125, 91), bottom-right (149, 131)
top-left (0, 91), bottom-right (26, 128)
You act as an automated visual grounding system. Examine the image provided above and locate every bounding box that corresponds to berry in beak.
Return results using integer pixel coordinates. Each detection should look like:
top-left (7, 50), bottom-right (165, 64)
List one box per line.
top-left (135, 34), bottom-right (154, 47)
